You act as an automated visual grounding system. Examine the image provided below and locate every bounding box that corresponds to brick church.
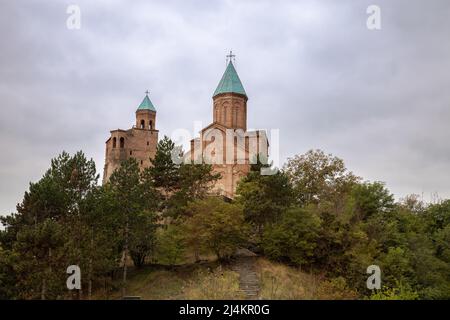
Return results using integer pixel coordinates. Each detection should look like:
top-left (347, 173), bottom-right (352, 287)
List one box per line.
top-left (103, 54), bottom-right (268, 198)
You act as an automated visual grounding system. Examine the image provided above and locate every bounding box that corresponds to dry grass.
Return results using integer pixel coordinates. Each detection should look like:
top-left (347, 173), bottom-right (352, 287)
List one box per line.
top-left (92, 267), bottom-right (187, 300)
top-left (257, 258), bottom-right (321, 299)
top-left (183, 266), bottom-right (245, 300)
top-left (93, 257), bottom-right (359, 300)
top-left (93, 261), bottom-right (243, 300)
top-left (256, 258), bottom-right (359, 300)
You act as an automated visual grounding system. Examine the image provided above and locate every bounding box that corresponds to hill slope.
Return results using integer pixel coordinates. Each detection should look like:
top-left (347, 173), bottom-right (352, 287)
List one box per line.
top-left (94, 257), bottom-right (358, 300)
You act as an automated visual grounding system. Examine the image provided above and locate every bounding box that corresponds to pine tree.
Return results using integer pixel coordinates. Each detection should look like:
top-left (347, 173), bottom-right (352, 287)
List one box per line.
top-left (236, 156), bottom-right (293, 242)
top-left (109, 158), bottom-right (160, 296)
top-left (148, 136), bottom-right (180, 192)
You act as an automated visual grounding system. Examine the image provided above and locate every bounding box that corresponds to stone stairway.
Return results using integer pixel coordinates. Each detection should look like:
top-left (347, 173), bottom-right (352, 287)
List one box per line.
top-left (231, 249), bottom-right (260, 299)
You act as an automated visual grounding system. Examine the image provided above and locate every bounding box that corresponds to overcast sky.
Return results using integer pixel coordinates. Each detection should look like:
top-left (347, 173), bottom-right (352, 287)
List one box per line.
top-left (1, 0), bottom-right (450, 215)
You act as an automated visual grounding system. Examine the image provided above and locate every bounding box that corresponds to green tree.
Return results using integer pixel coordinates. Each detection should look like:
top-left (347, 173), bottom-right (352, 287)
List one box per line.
top-left (77, 185), bottom-right (124, 298)
top-left (236, 158), bottom-right (293, 242)
top-left (262, 207), bottom-right (321, 267)
top-left (109, 158), bottom-right (160, 296)
top-left (148, 136), bottom-right (180, 193)
top-left (350, 181), bottom-right (395, 222)
top-left (155, 225), bottom-right (186, 265)
top-left (283, 149), bottom-right (359, 207)
top-left (178, 162), bottom-right (221, 200)
top-left (0, 151), bottom-right (102, 299)
top-left (147, 136), bottom-right (220, 218)
top-left (370, 281), bottom-right (419, 300)
top-left (129, 211), bottom-right (158, 268)
top-left (0, 246), bottom-right (18, 299)
top-left (164, 162), bottom-right (221, 218)
top-left (422, 200), bottom-right (450, 235)
top-left (184, 197), bottom-right (247, 260)
top-left (379, 247), bottom-right (415, 288)
top-left (13, 219), bottom-right (65, 299)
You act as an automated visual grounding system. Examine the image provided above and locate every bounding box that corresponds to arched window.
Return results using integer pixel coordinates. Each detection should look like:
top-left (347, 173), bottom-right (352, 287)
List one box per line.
top-left (140, 119), bottom-right (145, 129)
top-left (224, 106), bottom-right (227, 124)
top-left (120, 137), bottom-right (125, 148)
top-left (112, 137), bottom-right (117, 148)
top-left (149, 120), bottom-right (153, 130)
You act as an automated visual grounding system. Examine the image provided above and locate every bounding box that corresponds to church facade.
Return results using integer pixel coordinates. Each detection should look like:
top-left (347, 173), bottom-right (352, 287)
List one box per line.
top-left (102, 94), bottom-right (159, 184)
top-left (188, 60), bottom-right (268, 198)
top-left (103, 56), bottom-right (268, 198)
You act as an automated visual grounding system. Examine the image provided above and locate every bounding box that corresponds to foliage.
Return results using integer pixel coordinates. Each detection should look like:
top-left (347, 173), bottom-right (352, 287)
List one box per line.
top-left (369, 282), bottom-right (419, 300)
top-left (155, 225), bottom-right (186, 265)
top-left (316, 277), bottom-right (359, 300)
top-left (184, 197), bottom-right (247, 260)
top-left (147, 135), bottom-right (220, 218)
top-left (148, 136), bottom-right (180, 192)
top-left (1, 147), bottom-right (450, 300)
top-left (0, 151), bottom-right (120, 299)
top-left (262, 207), bottom-right (321, 266)
top-left (236, 160), bottom-right (293, 241)
top-left (283, 149), bottom-right (359, 206)
top-left (108, 158), bottom-right (160, 296)
top-left (128, 211), bottom-right (158, 268)
top-left (259, 150), bottom-right (450, 299)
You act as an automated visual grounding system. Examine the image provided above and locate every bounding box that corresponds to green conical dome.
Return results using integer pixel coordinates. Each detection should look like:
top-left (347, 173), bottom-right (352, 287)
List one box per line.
top-left (136, 94), bottom-right (156, 112)
top-left (213, 61), bottom-right (247, 98)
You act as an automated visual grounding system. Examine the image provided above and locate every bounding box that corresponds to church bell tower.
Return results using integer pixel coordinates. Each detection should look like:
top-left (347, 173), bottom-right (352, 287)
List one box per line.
top-left (102, 92), bottom-right (159, 184)
top-left (212, 52), bottom-right (248, 131)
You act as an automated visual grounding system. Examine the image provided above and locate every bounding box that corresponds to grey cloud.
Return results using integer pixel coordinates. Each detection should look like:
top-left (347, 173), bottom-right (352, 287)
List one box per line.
top-left (1, 0), bottom-right (450, 215)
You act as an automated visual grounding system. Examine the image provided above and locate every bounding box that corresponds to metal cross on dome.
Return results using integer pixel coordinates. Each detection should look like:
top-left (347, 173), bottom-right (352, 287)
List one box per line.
top-left (145, 90), bottom-right (150, 95)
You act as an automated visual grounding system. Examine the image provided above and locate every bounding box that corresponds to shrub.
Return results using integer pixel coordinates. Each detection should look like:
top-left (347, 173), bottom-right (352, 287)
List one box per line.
top-left (262, 207), bottom-right (321, 266)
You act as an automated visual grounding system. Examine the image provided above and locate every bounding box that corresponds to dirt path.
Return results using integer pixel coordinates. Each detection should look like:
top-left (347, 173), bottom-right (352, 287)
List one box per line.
top-left (231, 249), bottom-right (260, 299)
